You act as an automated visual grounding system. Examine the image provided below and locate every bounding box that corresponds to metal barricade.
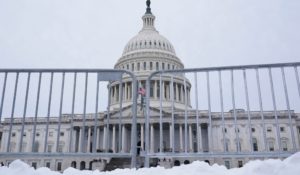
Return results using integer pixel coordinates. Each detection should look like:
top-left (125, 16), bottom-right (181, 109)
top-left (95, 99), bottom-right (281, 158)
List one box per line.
top-left (144, 62), bottom-right (300, 167)
top-left (0, 69), bottom-right (137, 169)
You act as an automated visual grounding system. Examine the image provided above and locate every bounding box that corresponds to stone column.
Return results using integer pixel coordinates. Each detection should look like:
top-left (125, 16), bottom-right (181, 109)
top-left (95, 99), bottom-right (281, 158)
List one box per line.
top-left (102, 126), bottom-right (107, 151)
top-left (176, 83), bottom-right (179, 101)
top-left (141, 124), bottom-right (144, 151)
top-left (162, 81), bottom-right (165, 100)
top-left (198, 124), bottom-right (202, 152)
top-left (179, 124), bottom-right (183, 151)
top-left (150, 124), bottom-right (154, 153)
top-left (87, 127), bottom-right (91, 152)
top-left (154, 80), bottom-right (157, 99)
top-left (112, 125), bottom-right (116, 153)
top-left (125, 82), bottom-right (128, 100)
top-left (189, 124), bottom-right (193, 152)
top-left (78, 127), bottom-right (82, 152)
top-left (96, 127), bottom-right (100, 151)
top-left (169, 124), bottom-right (173, 151)
top-left (122, 125), bottom-right (126, 152)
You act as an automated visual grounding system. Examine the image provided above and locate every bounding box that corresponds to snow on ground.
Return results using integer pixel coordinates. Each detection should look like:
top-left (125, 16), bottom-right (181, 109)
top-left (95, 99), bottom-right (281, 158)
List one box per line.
top-left (1, 152), bottom-right (300, 175)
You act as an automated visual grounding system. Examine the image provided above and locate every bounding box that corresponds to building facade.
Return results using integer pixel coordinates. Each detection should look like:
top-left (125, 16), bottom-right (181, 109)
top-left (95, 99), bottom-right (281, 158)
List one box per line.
top-left (1, 0), bottom-right (300, 171)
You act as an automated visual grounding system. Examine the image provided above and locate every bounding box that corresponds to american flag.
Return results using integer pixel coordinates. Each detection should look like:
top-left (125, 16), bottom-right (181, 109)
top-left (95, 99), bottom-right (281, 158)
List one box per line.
top-left (138, 87), bottom-right (146, 96)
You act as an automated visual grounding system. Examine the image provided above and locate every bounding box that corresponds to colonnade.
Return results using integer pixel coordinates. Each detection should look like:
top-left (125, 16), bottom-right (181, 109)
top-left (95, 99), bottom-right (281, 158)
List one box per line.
top-left (110, 80), bottom-right (191, 105)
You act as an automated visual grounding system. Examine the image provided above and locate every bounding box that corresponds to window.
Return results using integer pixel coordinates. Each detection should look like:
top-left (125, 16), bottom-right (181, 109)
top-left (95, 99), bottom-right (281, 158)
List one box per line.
top-left (162, 63), bottom-right (165, 70)
top-left (281, 139), bottom-right (288, 151)
top-left (238, 161), bottom-right (243, 168)
top-left (32, 162), bottom-right (37, 169)
top-left (251, 128), bottom-right (255, 132)
top-left (12, 132), bottom-right (16, 137)
top-left (132, 63), bottom-right (134, 71)
top-left (36, 132), bottom-right (40, 137)
top-left (235, 128), bottom-right (240, 133)
top-left (224, 128), bottom-right (227, 133)
top-left (58, 144), bottom-right (64, 153)
top-left (60, 132), bottom-right (64, 136)
top-left (144, 62), bottom-right (146, 70)
top-left (127, 64), bottom-right (129, 70)
top-left (167, 64), bottom-right (170, 70)
top-left (225, 140), bottom-right (229, 152)
top-left (150, 81), bottom-right (154, 97)
top-left (46, 162), bottom-right (51, 168)
top-left (137, 63), bottom-right (140, 71)
top-left (267, 127), bottom-right (272, 132)
top-left (252, 138), bottom-right (258, 151)
top-left (33, 141), bottom-right (39, 152)
top-left (57, 162), bottom-right (62, 171)
top-left (224, 161), bottom-right (230, 169)
top-left (280, 127), bottom-right (285, 132)
top-left (268, 140), bottom-right (274, 151)
top-left (156, 62), bottom-right (159, 70)
top-left (23, 132), bottom-right (27, 137)
top-left (236, 141), bottom-right (241, 151)
top-left (22, 143), bottom-right (27, 152)
top-left (172, 65), bottom-right (175, 70)
top-left (150, 62), bottom-right (153, 70)
top-left (47, 144), bottom-right (53, 153)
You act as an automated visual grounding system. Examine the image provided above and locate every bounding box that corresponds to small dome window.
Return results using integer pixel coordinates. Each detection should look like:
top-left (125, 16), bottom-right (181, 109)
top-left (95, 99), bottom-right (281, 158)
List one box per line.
top-left (154, 41), bottom-right (156, 46)
top-left (149, 41), bottom-right (152, 45)
top-left (159, 42), bottom-right (161, 46)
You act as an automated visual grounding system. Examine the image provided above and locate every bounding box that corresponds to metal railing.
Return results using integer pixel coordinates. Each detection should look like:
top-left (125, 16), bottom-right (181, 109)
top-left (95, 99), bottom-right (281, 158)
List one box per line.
top-left (0, 69), bottom-right (137, 168)
top-left (144, 62), bottom-right (300, 167)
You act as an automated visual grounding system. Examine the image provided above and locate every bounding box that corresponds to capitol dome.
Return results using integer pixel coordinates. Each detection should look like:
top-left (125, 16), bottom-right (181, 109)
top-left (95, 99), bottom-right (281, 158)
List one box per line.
top-left (115, 4), bottom-right (184, 70)
top-left (111, 0), bottom-right (191, 110)
top-left (122, 20), bottom-right (176, 56)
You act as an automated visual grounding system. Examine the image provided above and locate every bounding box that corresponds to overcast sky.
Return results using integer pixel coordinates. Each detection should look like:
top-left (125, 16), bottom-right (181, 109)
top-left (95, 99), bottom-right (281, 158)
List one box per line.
top-left (0, 0), bottom-right (299, 69)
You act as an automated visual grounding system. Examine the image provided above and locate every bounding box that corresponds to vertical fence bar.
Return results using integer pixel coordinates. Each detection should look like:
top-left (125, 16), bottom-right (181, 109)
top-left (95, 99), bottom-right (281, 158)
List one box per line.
top-left (118, 78), bottom-right (123, 152)
top-left (56, 72), bottom-right (65, 152)
top-left (243, 69), bottom-right (253, 152)
top-left (170, 75), bottom-right (175, 153)
top-left (255, 69), bottom-right (268, 151)
top-left (93, 73), bottom-right (100, 153)
top-left (268, 68), bottom-right (282, 151)
top-left (183, 74), bottom-right (188, 153)
top-left (106, 83), bottom-right (111, 152)
top-left (145, 78), bottom-right (150, 167)
top-left (218, 71), bottom-right (226, 152)
top-left (44, 72), bottom-right (53, 152)
top-left (231, 70), bottom-right (240, 152)
top-left (194, 72), bottom-right (200, 152)
top-left (81, 72), bottom-right (88, 152)
top-left (281, 67), bottom-right (296, 151)
top-left (31, 72), bottom-right (42, 153)
top-left (130, 75), bottom-right (137, 168)
top-left (159, 74), bottom-right (163, 153)
top-left (0, 72), bottom-right (7, 122)
top-left (19, 72), bottom-right (31, 152)
top-left (295, 66), bottom-right (300, 101)
top-left (206, 71), bottom-right (212, 152)
top-left (69, 72), bottom-right (77, 152)
top-left (7, 72), bottom-right (19, 152)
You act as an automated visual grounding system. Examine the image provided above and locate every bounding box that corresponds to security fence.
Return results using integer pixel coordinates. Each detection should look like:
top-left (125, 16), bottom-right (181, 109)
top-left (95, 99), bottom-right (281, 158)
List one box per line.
top-left (0, 63), bottom-right (300, 169)
top-left (144, 62), bottom-right (300, 167)
top-left (0, 69), bottom-right (137, 169)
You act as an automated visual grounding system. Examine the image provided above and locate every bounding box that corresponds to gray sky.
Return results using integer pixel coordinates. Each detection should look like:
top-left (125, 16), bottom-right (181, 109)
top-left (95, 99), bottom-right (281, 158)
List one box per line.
top-left (0, 0), bottom-right (299, 69)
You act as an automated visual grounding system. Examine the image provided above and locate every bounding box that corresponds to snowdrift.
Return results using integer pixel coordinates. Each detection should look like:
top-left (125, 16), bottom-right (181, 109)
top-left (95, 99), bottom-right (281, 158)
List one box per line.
top-left (1, 152), bottom-right (300, 175)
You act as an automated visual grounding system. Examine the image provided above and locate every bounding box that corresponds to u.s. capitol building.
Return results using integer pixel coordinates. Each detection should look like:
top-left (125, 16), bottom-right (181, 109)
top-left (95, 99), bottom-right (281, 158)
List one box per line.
top-left (0, 0), bottom-right (300, 172)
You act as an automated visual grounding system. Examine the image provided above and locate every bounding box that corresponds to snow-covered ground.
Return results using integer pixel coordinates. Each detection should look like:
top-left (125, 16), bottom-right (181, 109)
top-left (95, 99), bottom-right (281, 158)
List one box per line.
top-left (1, 153), bottom-right (300, 175)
